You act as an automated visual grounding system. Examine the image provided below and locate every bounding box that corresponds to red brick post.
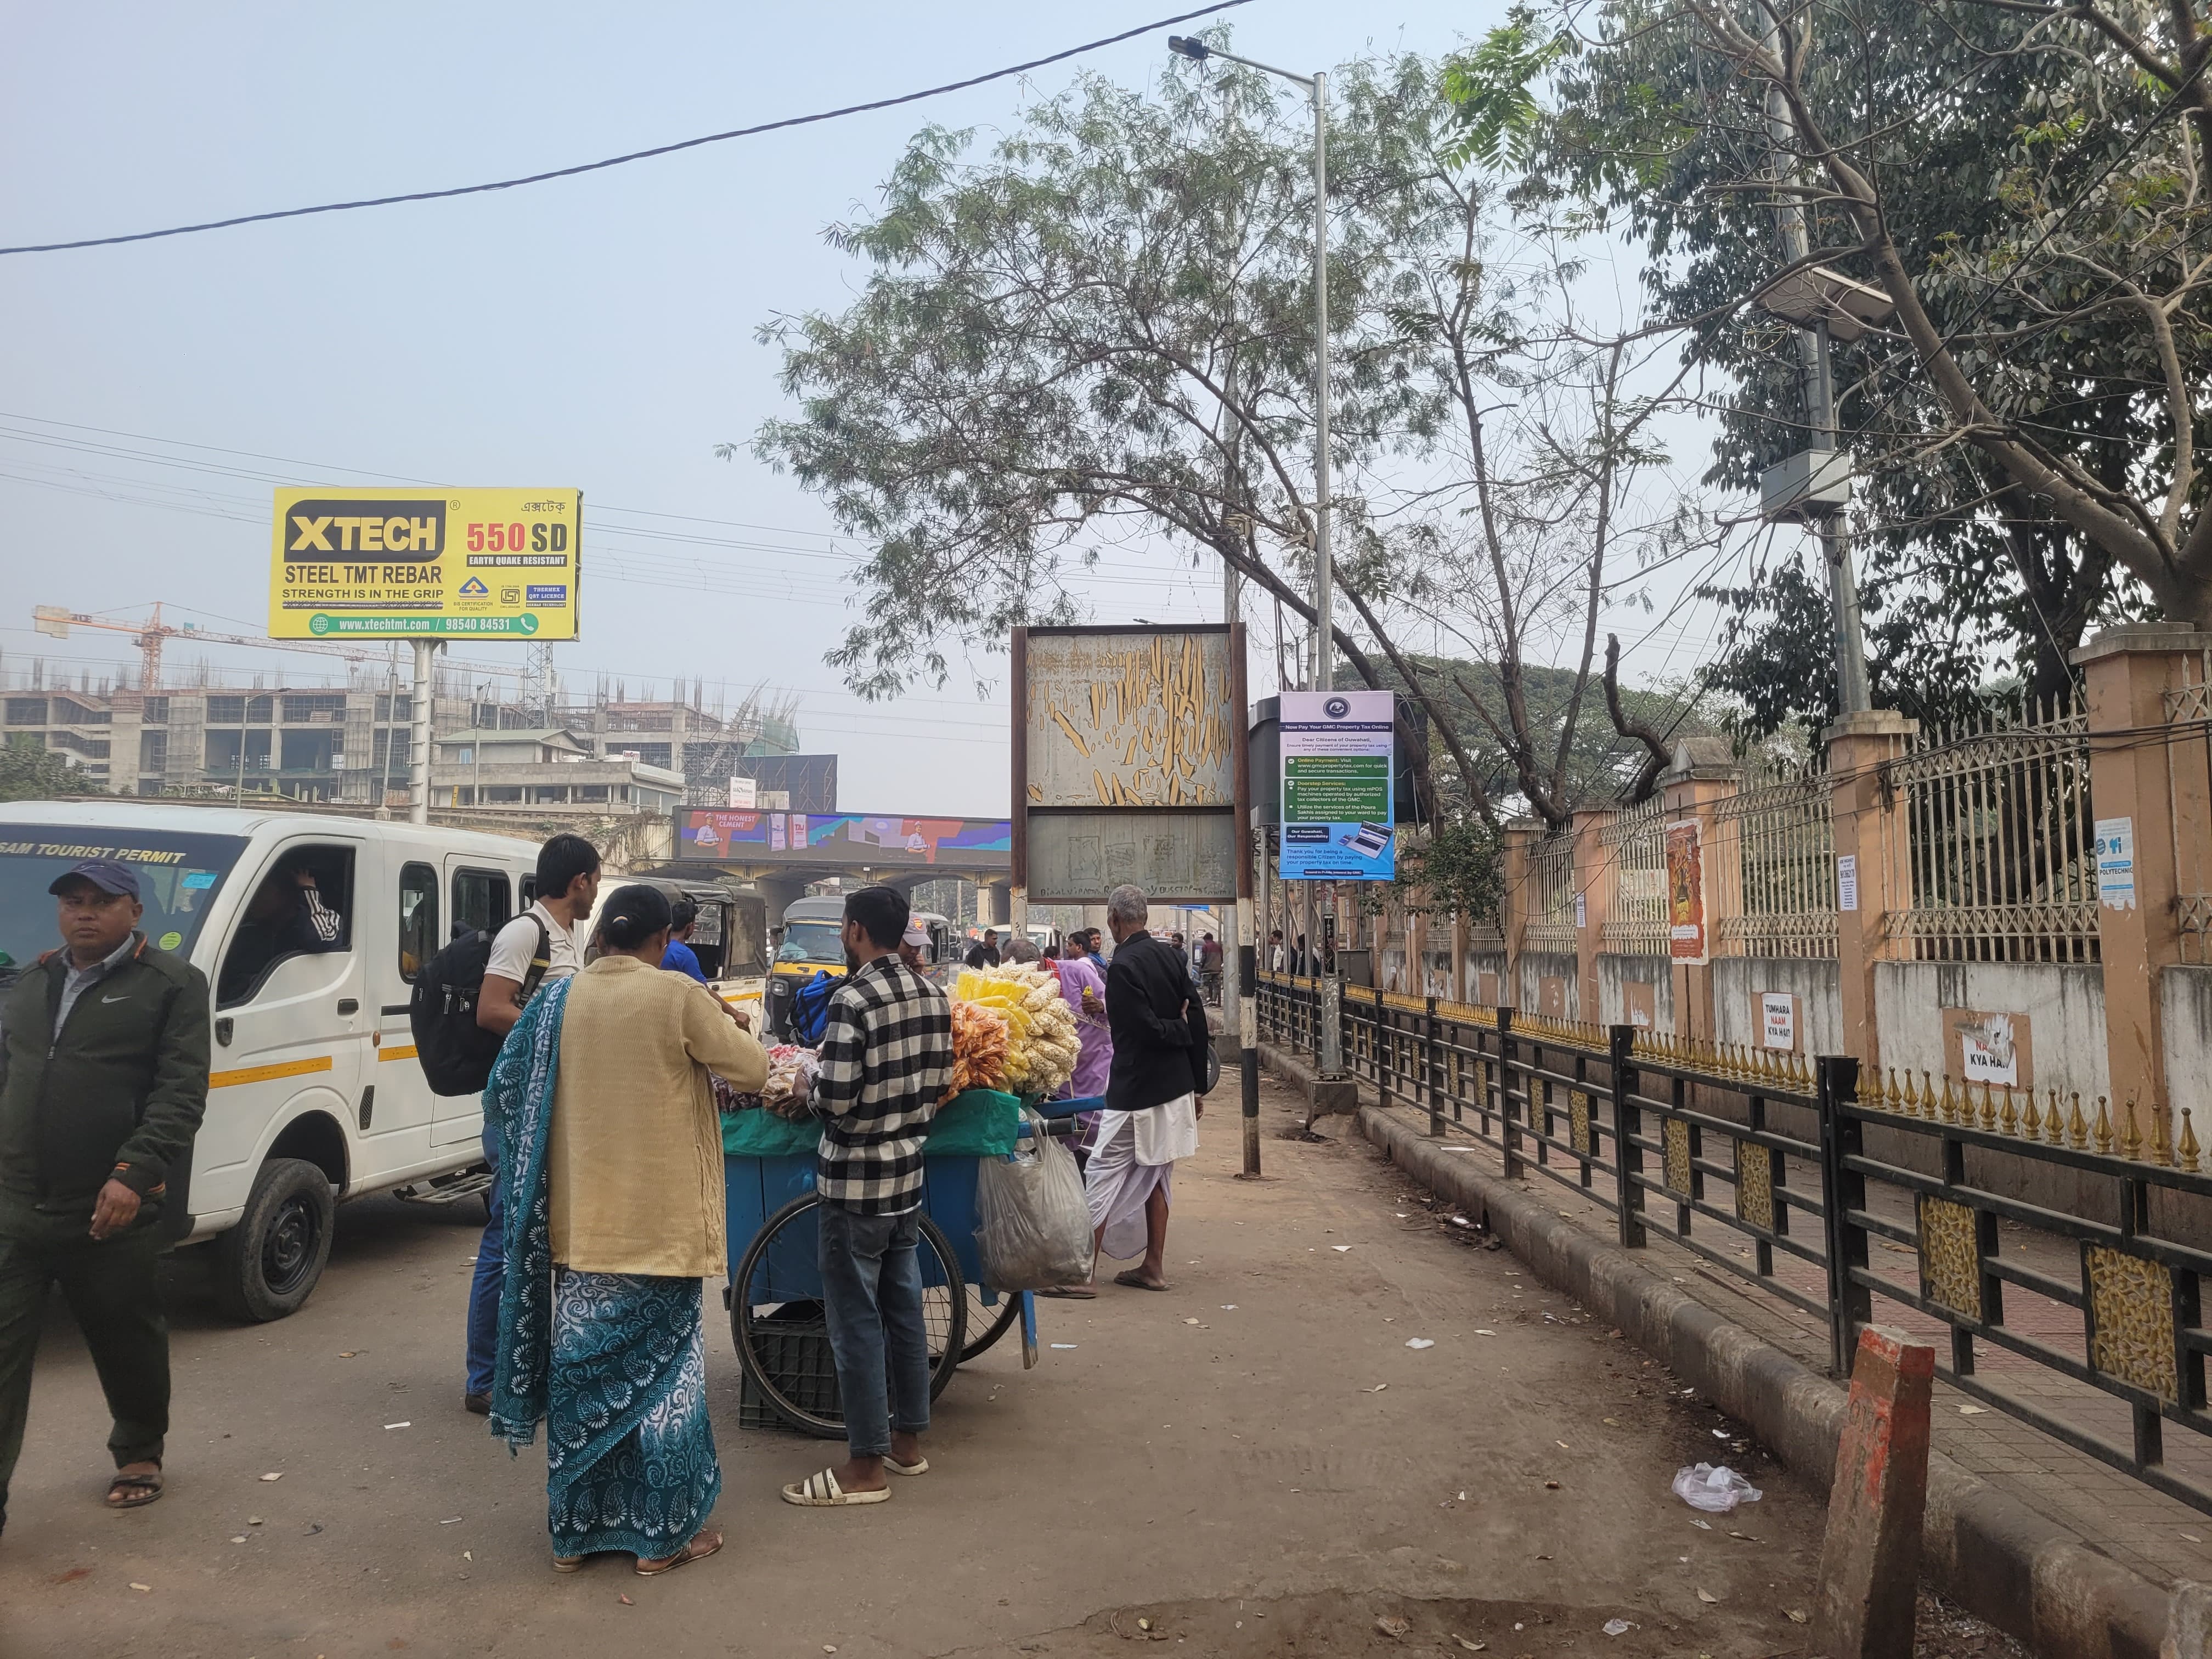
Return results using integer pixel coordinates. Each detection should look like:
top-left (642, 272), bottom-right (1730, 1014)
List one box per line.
top-left (1814, 1325), bottom-right (1936, 1659)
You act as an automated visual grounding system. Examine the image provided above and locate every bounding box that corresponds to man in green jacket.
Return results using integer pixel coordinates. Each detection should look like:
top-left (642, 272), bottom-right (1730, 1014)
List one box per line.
top-left (0, 858), bottom-right (210, 1534)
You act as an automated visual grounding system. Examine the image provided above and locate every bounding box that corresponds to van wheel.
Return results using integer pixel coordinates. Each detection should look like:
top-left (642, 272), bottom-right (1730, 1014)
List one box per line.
top-left (212, 1158), bottom-right (336, 1323)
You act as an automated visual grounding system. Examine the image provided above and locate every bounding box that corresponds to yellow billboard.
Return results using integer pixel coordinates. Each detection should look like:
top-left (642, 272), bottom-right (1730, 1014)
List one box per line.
top-left (268, 486), bottom-right (580, 639)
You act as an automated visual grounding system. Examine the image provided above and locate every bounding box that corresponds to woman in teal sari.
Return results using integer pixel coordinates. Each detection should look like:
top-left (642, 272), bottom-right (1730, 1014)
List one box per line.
top-left (486, 883), bottom-right (767, 1575)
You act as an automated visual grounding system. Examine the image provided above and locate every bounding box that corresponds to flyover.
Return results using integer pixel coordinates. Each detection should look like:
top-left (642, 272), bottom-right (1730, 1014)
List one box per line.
top-left (662, 806), bottom-right (1013, 923)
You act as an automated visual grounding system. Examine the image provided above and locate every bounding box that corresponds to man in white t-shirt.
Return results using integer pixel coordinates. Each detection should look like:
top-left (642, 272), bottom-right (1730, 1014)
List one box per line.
top-left (464, 833), bottom-right (600, 1415)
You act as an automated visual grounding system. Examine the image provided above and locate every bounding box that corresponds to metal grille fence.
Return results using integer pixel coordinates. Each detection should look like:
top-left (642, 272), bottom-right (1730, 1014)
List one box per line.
top-left (1832, 1064), bottom-right (2212, 1514)
top-left (1713, 770), bottom-right (1838, 959)
top-left (1523, 828), bottom-right (1578, 954)
top-left (2165, 649), bottom-right (2212, 961)
top-left (1885, 696), bottom-right (2100, 963)
top-left (1252, 975), bottom-right (2212, 1517)
top-left (1599, 795), bottom-right (1668, 956)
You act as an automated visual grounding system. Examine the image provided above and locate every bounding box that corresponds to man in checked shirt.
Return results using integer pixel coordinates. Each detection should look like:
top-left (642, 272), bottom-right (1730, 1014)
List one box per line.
top-left (781, 885), bottom-right (952, 1508)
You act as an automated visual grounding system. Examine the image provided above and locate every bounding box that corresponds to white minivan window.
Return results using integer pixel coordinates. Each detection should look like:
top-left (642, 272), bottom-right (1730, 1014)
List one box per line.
top-left (216, 844), bottom-right (355, 1007)
top-left (0, 825), bottom-right (246, 978)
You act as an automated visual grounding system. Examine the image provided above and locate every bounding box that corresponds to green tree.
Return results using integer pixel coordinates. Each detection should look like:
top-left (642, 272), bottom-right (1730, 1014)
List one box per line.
top-left (748, 44), bottom-right (1718, 828)
top-left (1449, 0), bottom-right (2210, 733)
top-left (0, 738), bottom-right (100, 803)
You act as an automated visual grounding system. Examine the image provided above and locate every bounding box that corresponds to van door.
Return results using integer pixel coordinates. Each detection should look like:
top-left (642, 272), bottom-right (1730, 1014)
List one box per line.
top-left (198, 839), bottom-right (368, 1214)
top-left (431, 859), bottom-right (515, 1147)
top-left (354, 850), bottom-right (438, 1170)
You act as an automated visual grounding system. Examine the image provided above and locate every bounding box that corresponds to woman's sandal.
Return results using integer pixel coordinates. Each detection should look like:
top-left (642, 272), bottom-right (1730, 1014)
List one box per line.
top-left (552, 1554), bottom-right (587, 1573)
top-left (781, 1469), bottom-right (890, 1507)
top-left (634, 1530), bottom-right (724, 1576)
top-left (884, 1455), bottom-right (928, 1477)
top-left (105, 1470), bottom-right (163, 1509)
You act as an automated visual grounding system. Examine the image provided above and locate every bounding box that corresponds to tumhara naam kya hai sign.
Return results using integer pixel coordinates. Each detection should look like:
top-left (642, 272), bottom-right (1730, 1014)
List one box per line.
top-left (269, 487), bottom-right (580, 639)
top-left (1279, 689), bottom-right (1396, 881)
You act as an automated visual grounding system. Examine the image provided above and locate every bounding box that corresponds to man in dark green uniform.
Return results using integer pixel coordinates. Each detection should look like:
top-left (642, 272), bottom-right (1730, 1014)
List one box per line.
top-left (0, 858), bottom-right (210, 1533)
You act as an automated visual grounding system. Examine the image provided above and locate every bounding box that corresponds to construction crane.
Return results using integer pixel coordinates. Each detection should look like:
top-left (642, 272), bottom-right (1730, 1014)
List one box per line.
top-left (31, 602), bottom-right (390, 690)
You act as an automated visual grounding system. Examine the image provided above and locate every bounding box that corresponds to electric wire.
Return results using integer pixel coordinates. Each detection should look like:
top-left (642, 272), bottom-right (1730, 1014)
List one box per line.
top-left (0, 2), bottom-right (1253, 257)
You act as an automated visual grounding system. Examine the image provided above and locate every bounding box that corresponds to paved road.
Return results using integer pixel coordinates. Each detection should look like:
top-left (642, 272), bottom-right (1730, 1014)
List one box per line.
top-left (3, 1075), bottom-right (1835, 1658)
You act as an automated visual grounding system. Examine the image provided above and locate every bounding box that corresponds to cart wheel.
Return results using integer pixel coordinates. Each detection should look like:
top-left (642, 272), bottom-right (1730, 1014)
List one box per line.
top-left (731, 1193), bottom-right (967, 1440)
top-left (959, 1283), bottom-right (1023, 1363)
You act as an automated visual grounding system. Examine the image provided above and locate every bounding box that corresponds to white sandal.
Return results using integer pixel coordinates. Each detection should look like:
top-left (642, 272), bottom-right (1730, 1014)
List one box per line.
top-left (884, 1455), bottom-right (928, 1477)
top-left (781, 1468), bottom-right (890, 1506)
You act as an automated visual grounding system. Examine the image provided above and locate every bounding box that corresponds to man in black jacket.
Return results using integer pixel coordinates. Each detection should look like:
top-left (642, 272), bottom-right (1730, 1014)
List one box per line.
top-left (1071, 884), bottom-right (1206, 1294)
top-left (0, 859), bottom-right (211, 1532)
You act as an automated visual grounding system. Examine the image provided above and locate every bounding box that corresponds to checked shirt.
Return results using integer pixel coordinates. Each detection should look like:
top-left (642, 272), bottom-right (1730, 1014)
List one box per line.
top-left (810, 955), bottom-right (953, 1214)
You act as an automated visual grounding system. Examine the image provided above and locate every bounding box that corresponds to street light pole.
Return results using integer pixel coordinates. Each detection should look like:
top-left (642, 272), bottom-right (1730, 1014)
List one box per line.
top-left (1170, 36), bottom-right (1331, 691)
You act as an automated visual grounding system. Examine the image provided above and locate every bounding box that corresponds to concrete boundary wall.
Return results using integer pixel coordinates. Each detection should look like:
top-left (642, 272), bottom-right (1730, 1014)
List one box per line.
top-left (1341, 1086), bottom-right (2205, 1659)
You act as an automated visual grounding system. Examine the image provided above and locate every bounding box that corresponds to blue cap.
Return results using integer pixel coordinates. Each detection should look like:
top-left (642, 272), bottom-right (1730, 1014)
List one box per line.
top-left (49, 859), bottom-right (140, 900)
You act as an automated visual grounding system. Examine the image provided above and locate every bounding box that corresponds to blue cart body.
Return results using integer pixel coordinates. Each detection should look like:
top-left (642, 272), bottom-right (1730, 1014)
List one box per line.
top-left (722, 1152), bottom-right (984, 1301)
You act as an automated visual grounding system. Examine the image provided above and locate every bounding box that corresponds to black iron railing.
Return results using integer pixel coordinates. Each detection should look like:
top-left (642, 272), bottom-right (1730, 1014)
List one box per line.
top-left (1252, 973), bottom-right (2212, 1516)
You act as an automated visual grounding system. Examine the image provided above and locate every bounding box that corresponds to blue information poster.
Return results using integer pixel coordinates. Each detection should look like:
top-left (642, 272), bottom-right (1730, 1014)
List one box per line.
top-left (1279, 689), bottom-right (1395, 880)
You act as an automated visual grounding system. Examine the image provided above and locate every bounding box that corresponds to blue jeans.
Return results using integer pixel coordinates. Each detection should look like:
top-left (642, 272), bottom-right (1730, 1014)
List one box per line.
top-left (816, 1201), bottom-right (930, 1460)
top-left (465, 1118), bottom-right (505, 1397)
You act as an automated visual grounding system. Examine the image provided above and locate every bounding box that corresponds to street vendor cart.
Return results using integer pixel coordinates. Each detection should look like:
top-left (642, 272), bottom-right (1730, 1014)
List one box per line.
top-left (723, 1091), bottom-right (1094, 1438)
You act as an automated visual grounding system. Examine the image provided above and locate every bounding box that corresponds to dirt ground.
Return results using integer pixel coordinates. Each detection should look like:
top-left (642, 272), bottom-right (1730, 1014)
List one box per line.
top-left (0, 1074), bottom-right (1999, 1657)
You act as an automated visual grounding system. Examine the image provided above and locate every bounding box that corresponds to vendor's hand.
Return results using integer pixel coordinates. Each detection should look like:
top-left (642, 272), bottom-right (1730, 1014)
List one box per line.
top-left (90, 1178), bottom-right (140, 1240)
top-left (1194, 1096), bottom-right (1205, 1120)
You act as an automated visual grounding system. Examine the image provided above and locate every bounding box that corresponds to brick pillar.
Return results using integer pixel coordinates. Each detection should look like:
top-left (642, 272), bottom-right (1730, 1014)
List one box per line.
top-left (1500, 818), bottom-right (1541, 1010)
top-left (2075, 623), bottom-right (2207, 1128)
top-left (1825, 711), bottom-right (1916, 1074)
top-left (1661, 768), bottom-right (1736, 1048)
top-left (1573, 807), bottom-right (1616, 1026)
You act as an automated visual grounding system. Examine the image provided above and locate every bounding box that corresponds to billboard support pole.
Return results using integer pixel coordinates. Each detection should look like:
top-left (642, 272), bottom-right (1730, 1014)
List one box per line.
top-left (1009, 628), bottom-right (1030, 945)
top-left (408, 637), bottom-right (436, 826)
top-left (1230, 623), bottom-right (1261, 1178)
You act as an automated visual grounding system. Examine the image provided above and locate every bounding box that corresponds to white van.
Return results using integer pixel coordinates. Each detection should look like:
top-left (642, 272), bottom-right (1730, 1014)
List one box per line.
top-left (0, 800), bottom-right (541, 1321)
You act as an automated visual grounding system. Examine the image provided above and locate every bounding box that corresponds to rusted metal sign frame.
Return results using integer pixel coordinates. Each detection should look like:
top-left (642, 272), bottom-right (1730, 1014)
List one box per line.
top-left (1013, 623), bottom-right (1250, 906)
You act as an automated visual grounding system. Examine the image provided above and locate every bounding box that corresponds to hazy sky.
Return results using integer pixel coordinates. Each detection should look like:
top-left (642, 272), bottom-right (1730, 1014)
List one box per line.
top-left (1, 2), bottom-right (1757, 816)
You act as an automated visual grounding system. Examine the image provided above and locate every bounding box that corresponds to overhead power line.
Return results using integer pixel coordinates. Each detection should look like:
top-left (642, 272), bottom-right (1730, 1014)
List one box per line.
top-left (0, 2), bottom-right (1252, 257)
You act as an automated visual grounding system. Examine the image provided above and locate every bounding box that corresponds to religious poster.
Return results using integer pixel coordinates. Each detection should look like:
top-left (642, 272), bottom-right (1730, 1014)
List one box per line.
top-left (1666, 819), bottom-right (1708, 966)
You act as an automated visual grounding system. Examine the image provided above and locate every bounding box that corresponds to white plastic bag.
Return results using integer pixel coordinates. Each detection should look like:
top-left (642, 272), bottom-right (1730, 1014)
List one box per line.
top-left (1672, 1463), bottom-right (1763, 1513)
top-left (975, 1115), bottom-right (1092, 1290)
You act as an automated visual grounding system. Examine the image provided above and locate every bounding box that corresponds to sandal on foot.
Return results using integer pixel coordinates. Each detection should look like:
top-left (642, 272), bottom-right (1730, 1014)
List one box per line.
top-left (781, 1469), bottom-right (890, 1507)
top-left (105, 1471), bottom-right (163, 1509)
top-left (635, 1530), bottom-right (723, 1576)
top-left (552, 1554), bottom-right (586, 1573)
top-left (1113, 1269), bottom-right (1170, 1291)
top-left (1036, 1285), bottom-right (1096, 1299)
top-left (884, 1455), bottom-right (929, 1477)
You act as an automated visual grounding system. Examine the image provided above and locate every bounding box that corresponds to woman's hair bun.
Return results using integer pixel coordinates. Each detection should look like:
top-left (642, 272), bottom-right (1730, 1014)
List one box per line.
top-left (599, 883), bottom-right (673, 949)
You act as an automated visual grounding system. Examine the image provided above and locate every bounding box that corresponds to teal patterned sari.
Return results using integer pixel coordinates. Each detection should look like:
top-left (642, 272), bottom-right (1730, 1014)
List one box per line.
top-left (484, 976), bottom-right (723, 1559)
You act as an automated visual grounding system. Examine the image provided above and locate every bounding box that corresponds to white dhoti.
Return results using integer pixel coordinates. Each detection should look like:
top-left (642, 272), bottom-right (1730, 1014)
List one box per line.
top-left (1086, 1093), bottom-right (1199, 1261)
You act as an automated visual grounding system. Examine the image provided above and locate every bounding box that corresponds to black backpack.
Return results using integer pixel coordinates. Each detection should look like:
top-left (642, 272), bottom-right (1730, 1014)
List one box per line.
top-left (409, 916), bottom-right (550, 1097)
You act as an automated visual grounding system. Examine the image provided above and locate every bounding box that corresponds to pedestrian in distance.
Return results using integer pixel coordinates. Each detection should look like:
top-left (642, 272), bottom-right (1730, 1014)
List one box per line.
top-left (462, 833), bottom-right (599, 1417)
top-left (1268, 929), bottom-right (1286, 973)
top-left (963, 928), bottom-right (1000, 970)
top-left (662, 898), bottom-right (752, 1028)
top-left (1084, 928), bottom-right (1107, 972)
top-left (782, 885), bottom-right (952, 1509)
top-left (0, 859), bottom-right (211, 1532)
top-left (1056, 884), bottom-right (1206, 1297)
top-left (483, 882), bottom-right (768, 1575)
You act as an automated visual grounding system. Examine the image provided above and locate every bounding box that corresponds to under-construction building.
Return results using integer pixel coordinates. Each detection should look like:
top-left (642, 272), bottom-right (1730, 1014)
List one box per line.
top-left (1, 652), bottom-right (805, 814)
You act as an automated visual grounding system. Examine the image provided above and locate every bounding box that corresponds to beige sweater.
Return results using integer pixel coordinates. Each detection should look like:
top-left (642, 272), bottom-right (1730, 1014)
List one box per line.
top-left (546, 955), bottom-right (769, 1276)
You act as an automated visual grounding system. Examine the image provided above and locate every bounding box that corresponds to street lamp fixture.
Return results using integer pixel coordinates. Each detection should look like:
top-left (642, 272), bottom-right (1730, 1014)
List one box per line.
top-left (1170, 35), bottom-right (1334, 692)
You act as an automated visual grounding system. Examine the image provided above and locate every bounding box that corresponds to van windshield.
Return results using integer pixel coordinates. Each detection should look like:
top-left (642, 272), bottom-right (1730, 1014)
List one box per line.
top-left (0, 825), bottom-right (247, 979)
top-left (776, 919), bottom-right (845, 966)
